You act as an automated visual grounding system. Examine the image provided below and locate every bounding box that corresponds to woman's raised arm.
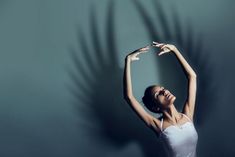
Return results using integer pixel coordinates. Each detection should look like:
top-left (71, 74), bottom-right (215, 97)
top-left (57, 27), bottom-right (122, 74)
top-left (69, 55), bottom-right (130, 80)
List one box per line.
top-left (123, 46), bottom-right (160, 129)
top-left (153, 42), bottom-right (197, 121)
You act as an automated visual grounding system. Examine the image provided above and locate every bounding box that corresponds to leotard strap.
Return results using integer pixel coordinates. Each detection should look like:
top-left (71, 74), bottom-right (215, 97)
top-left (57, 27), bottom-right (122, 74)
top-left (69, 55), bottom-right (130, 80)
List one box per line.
top-left (160, 118), bottom-right (163, 132)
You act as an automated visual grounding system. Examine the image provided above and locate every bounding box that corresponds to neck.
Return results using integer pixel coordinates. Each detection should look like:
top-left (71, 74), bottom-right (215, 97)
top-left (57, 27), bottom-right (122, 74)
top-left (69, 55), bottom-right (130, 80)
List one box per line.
top-left (162, 104), bottom-right (181, 124)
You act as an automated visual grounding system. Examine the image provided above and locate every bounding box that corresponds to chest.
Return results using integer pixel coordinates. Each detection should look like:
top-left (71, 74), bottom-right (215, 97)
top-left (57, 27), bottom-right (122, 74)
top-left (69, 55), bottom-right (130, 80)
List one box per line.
top-left (160, 122), bottom-right (198, 147)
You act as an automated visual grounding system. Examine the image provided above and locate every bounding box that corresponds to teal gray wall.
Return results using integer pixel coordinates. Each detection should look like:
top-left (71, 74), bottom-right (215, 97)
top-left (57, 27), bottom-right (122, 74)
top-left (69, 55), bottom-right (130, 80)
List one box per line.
top-left (0, 0), bottom-right (234, 156)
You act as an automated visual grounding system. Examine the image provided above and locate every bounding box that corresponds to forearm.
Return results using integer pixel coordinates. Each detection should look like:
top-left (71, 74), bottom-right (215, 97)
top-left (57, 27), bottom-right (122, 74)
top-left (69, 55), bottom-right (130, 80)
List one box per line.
top-left (173, 49), bottom-right (196, 78)
top-left (123, 56), bottom-right (134, 99)
top-left (123, 56), bottom-right (154, 127)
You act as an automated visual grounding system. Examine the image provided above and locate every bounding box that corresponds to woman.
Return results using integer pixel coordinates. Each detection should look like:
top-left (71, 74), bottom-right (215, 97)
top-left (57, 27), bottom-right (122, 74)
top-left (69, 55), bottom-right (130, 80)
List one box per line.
top-left (123, 42), bottom-right (198, 157)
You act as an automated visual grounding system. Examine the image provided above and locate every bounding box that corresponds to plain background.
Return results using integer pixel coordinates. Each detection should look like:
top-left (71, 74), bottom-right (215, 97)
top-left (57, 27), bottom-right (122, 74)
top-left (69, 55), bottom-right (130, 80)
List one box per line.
top-left (0, 0), bottom-right (235, 156)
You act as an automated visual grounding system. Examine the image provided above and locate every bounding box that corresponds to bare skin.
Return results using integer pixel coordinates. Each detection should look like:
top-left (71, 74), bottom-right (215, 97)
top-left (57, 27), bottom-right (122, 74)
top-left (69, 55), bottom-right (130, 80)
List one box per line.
top-left (123, 42), bottom-right (197, 134)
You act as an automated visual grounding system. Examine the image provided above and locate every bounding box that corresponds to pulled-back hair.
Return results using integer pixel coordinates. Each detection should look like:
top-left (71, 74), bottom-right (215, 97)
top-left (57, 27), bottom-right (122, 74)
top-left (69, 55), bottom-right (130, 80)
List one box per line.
top-left (142, 85), bottom-right (162, 113)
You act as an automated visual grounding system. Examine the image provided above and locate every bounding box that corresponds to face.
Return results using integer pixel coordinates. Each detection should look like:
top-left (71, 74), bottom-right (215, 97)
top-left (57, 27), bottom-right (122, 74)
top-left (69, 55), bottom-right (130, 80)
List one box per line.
top-left (151, 85), bottom-right (176, 110)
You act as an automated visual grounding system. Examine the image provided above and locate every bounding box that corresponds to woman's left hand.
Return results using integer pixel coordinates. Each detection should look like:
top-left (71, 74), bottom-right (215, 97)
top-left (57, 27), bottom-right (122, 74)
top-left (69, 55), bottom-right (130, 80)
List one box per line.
top-left (152, 41), bottom-right (177, 56)
top-left (126, 45), bottom-right (150, 61)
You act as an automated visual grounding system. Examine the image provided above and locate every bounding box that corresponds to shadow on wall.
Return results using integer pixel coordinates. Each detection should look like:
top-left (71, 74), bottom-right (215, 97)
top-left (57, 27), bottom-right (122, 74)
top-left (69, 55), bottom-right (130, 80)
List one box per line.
top-left (133, 0), bottom-right (217, 126)
top-left (0, 0), bottom-right (8, 14)
top-left (67, 0), bottom-right (217, 157)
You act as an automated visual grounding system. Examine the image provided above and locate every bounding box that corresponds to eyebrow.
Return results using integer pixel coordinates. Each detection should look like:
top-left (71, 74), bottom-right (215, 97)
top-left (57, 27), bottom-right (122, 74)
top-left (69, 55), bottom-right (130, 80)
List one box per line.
top-left (154, 87), bottom-right (165, 97)
top-left (154, 91), bottom-right (159, 98)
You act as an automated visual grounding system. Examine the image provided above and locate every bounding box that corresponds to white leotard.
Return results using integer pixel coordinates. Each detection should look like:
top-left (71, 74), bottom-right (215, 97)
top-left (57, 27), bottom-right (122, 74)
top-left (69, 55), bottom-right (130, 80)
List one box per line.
top-left (159, 113), bottom-right (198, 157)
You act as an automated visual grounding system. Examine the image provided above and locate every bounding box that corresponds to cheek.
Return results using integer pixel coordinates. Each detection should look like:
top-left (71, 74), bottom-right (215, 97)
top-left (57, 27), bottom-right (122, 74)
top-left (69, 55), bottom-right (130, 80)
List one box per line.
top-left (170, 96), bottom-right (176, 103)
top-left (158, 96), bottom-right (171, 106)
top-left (158, 96), bottom-right (166, 104)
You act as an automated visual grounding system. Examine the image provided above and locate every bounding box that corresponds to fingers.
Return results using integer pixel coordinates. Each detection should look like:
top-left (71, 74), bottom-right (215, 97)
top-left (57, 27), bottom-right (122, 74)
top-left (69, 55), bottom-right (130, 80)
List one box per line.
top-left (161, 45), bottom-right (169, 50)
top-left (152, 41), bottom-right (165, 47)
top-left (131, 42), bottom-right (172, 57)
top-left (152, 41), bottom-right (163, 46)
top-left (152, 41), bottom-right (159, 45)
top-left (137, 46), bottom-right (150, 54)
top-left (158, 51), bottom-right (165, 56)
top-left (139, 45), bottom-right (150, 51)
top-left (139, 48), bottom-right (148, 52)
top-left (152, 42), bottom-right (170, 56)
top-left (158, 49), bottom-right (170, 56)
top-left (131, 56), bottom-right (140, 61)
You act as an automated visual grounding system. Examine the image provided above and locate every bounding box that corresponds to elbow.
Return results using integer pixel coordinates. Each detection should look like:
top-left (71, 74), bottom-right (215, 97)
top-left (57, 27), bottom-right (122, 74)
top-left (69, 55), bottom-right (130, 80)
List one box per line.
top-left (123, 94), bottom-right (133, 102)
top-left (188, 72), bottom-right (197, 78)
top-left (123, 91), bottom-right (133, 100)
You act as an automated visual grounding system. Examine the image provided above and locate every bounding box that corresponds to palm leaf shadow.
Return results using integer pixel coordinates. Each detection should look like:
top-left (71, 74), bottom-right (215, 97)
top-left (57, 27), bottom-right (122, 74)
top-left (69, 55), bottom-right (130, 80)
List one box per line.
top-left (68, 1), bottom-right (166, 157)
top-left (133, 0), bottom-right (217, 126)
top-left (67, 1), bottom-right (217, 157)
top-left (0, 0), bottom-right (8, 14)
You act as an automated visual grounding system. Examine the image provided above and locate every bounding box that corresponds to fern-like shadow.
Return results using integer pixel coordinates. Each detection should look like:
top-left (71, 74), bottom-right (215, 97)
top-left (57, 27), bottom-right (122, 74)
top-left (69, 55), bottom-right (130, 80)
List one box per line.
top-left (133, 0), bottom-right (217, 126)
top-left (68, 1), bottom-right (217, 157)
top-left (68, 1), bottom-right (167, 157)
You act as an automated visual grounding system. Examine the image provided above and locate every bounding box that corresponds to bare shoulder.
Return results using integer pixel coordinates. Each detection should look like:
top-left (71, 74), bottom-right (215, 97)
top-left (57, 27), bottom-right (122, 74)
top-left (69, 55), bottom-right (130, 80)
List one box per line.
top-left (181, 110), bottom-right (194, 122)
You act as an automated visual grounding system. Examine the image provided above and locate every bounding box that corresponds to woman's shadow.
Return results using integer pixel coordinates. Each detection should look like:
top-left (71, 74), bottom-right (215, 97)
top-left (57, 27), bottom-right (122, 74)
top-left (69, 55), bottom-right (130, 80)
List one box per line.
top-left (67, 1), bottom-right (217, 157)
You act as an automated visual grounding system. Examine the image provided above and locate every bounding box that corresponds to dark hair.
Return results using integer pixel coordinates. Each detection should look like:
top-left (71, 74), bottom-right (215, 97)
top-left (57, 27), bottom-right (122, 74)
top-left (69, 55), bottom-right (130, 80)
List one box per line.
top-left (142, 85), bottom-right (162, 113)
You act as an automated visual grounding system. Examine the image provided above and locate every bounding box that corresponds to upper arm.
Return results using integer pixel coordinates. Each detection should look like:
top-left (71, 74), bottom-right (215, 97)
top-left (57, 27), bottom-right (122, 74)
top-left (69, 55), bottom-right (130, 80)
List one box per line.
top-left (125, 96), bottom-right (161, 131)
top-left (182, 75), bottom-right (197, 121)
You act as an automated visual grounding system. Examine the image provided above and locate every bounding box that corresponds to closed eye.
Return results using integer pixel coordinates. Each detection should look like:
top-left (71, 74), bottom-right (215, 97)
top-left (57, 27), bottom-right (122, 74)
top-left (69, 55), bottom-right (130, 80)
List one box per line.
top-left (158, 90), bottom-right (165, 96)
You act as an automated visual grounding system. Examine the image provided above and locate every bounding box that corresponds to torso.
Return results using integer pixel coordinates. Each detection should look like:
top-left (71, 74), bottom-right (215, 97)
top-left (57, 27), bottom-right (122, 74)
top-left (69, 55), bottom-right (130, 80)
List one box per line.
top-left (160, 113), bottom-right (191, 132)
top-left (156, 113), bottom-right (198, 157)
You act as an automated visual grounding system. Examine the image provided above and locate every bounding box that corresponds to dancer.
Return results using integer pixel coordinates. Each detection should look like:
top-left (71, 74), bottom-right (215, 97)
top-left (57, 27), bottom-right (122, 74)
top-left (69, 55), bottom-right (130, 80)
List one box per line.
top-left (123, 42), bottom-right (198, 157)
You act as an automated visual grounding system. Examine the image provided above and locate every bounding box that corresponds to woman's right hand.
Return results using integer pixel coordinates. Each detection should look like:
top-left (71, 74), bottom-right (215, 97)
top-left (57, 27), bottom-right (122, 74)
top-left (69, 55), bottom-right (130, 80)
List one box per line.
top-left (126, 45), bottom-right (150, 61)
top-left (152, 41), bottom-right (178, 56)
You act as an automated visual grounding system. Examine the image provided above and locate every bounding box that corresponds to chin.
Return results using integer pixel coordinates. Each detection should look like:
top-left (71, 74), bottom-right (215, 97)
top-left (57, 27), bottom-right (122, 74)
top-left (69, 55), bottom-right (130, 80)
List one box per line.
top-left (170, 96), bottom-right (176, 103)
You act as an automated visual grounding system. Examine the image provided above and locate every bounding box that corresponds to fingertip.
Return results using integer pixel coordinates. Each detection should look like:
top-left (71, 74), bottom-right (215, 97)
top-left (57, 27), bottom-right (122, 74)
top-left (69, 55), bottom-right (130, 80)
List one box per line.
top-left (158, 51), bottom-right (164, 55)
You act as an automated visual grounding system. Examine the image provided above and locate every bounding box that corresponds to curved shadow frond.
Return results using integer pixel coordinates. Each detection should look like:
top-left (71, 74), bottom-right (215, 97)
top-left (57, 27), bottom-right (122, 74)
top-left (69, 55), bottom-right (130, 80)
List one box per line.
top-left (67, 1), bottom-right (217, 157)
top-left (133, 0), bottom-right (161, 41)
top-left (69, 1), bottom-right (166, 157)
top-left (134, 0), bottom-right (217, 127)
top-left (152, 0), bottom-right (172, 41)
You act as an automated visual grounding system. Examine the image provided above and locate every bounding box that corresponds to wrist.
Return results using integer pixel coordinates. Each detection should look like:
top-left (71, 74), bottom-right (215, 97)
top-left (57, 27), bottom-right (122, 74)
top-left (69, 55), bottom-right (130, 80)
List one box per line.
top-left (125, 55), bottom-right (131, 62)
top-left (172, 48), bottom-right (179, 54)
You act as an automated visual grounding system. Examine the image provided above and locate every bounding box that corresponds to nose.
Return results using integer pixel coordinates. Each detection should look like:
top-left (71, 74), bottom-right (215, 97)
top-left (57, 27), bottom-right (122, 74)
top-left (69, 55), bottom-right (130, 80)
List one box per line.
top-left (163, 89), bottom-right (169, 96)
